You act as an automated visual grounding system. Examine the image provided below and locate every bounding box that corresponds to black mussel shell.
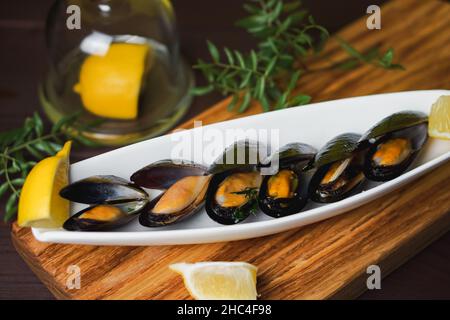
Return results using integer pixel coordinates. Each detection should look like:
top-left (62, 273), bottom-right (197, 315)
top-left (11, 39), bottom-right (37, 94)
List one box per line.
top-left (358, 111), bottom-right (428, 146)
top-left (260, 142), bottom-right (317, 170)
top-left (130, 160), bottom-right (208, 190)
top-left (60, 175), bottom-right (148, 204)
top-left (308, 133), bottom-right (365, 203)
top-left (363, 122), bottom-right (428, 181)
top-left (205, 170), bottom-right (260, 225)
top-left (207, 140), bottom-right (267, 175)
top-left (139, 193), bottom-right (205, 227)
top-left (139, 175), bottom-right (211, 227)
top-left (258, 166), bottom-right (309, 218)
top-left (63, 201), bottom-right (147, 231)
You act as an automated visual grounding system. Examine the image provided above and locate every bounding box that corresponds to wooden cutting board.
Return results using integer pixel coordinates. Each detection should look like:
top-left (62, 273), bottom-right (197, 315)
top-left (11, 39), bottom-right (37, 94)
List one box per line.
top-left (11, 0), bottom-right (450, 299)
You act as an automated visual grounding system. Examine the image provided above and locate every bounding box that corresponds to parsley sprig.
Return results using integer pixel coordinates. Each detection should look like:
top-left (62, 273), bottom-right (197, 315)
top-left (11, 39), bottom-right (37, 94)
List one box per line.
top-left (192, 0), bottom-right (404, 112)
top-left (231, 187), bottom-right (259, 222)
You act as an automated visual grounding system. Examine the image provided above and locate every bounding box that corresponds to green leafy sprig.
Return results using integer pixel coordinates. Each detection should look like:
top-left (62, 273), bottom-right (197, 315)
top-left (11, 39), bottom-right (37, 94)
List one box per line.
top-left (0, 113), bottom-right (98, 222)
top-left (192, 0), bottom-right (404, 112)
top-left (231, 187), bottom-right (259, 222)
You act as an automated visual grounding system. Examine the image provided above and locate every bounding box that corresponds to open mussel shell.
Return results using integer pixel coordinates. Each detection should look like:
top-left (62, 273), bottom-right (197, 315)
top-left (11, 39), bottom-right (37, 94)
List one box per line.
top-left (205, 140), bottom-right (265, 225)
top-left (60, 175), bottom-right (148, 204)
top-left (360, 111), bottom-right (428, 181)
top-left (308, 133), bottom-right (365, 203)
top-left (139, 174), bottom-right (212, 227)
top-left (130, 159), bottom-right (208, 190)
top-left (258, 167), bottom-right (309, 218)
top-left (258, 143), bottom-right (316, 218)
top-left (205, 170), bottom-right (262, 225)
top-left (63, 201), bottom-right (147, 231)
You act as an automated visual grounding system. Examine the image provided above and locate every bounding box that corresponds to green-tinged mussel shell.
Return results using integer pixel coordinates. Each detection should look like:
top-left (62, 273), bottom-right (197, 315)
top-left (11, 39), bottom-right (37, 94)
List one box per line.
top-left (306, 133), bottom-right (361, 170)
top-left (260, 142), bottom-right (317, 169)
top-left (359, 111), bottom-right (428, 143)
top-left (207, 140), bottom-right (267, 175)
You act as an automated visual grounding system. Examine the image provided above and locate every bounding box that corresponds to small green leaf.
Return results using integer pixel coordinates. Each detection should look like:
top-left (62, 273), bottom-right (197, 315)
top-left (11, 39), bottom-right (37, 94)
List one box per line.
top-left (236, 15), bottom-right (269, 29)
top-left (224, 48), bottom-right (234, 65)
top-left (190, 85), bottom-right (214, 96)
top-left (227, 94), bottom-right (239, 111)
top-left (10, 178), bottom-right (25, 186)
top-left (0, 182), bottom-right (9, 199)
top-left (5, 192), bottom-right (18, 222)
top-left (34, 141), bottom-right (56, 155)
top-left (238, 91), bottom-right (252, 113)
top-left (25, 145), bottom-right (44, 159)
top-left (250, 50), bottom-right (258, 71)
top-left (240, 71), bottom-right (253, 89)
top-left (289, 94), bottom-right (311, 107)
top-left (380, 48), bottom-right (394, 67)
top-left (287, 70), bottom-right (301, 91)
top-left (73, 134), bottom-right (100, 147)
top-left (337, 58), bottom-right (360, 70)
top-left (265, 56), bottom-right (278, 76)
top-left (276, 92), bottom-right (288, 109)
top-left (336, 37), bottom-right (365, 61)
top-left (255, 77), bottom-right (266, 99)
top-left (52, 112), bottom-right (79, 134)
top-left (33, 112), bottom-right (44, 136)
top-left (259, 94), bottom-right (270, 112)
top-left (269, 1), bottom-right (283, 21)
top-left (207, 41), bottom-right (220, 62)
top-left (234, 50), bottom-right (246, 68)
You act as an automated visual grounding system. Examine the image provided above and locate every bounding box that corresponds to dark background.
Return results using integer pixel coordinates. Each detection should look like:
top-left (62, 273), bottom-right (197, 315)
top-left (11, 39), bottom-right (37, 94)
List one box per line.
top-left (1, 0), bottom-right (449, 299)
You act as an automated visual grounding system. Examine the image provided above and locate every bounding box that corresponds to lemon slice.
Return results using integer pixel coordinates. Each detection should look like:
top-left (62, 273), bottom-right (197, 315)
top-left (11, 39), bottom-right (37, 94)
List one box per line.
top-left (18, 141), bottom-right (72, 228)
top-left (74, 43), bottom-right (151, 120)
top-left (428, 95), bottom-right (450, 140)
top-left (170, 262), bottom-right (258, 300)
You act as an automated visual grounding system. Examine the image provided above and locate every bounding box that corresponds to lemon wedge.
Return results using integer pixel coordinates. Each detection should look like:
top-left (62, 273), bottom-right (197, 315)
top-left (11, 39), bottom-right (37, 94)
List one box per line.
top-left (170, 262), bottom-right (258, 300)
top-left (74, 43), bottom-right (150, 120)
top-left (428, 95), bottom-right (450, 140)
top-left (18, 141), bottom-right (72, 228)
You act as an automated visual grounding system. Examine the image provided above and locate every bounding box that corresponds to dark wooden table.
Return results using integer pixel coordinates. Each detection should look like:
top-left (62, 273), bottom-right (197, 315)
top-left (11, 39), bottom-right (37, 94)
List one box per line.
top-left (1, 0), bottom-right (449, 300)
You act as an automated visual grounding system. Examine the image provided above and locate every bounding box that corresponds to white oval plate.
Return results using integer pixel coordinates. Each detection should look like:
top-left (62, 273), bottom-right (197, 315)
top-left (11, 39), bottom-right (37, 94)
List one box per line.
top-left (32, 90), bottom-right (450, 246)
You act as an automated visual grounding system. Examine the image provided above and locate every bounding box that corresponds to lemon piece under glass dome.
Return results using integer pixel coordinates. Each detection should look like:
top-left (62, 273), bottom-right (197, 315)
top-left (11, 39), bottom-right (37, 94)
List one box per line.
top-left (40, 0), bottom-right (194, 146)
top-left (74, 43), bottom-right (151, 120)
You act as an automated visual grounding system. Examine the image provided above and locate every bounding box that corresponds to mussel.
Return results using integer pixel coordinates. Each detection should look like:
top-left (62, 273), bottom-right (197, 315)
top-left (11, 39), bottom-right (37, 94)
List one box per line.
top-left (308, 133), bottom-right (365, 203)
top-left (205, 140), bottom-right (266, 225)
top-left (359, 111), bottom-right (428, 181)
top-left (61, 176), bottom-right (148, 231)
top-left (258, 143), bottom-right (317, 218)
top-left (132, 160), bottom-right (211, 227)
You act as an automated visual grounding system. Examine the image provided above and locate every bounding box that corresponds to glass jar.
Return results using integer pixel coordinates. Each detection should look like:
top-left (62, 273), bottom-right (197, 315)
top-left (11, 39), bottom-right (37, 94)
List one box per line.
top-left (41, 0), bottom-right (194, 145)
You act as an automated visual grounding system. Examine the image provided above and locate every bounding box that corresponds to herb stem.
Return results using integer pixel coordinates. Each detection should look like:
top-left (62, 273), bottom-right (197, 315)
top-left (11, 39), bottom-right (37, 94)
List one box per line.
top-left (8, 132), bottom-right (61, 154)
top-left (2, 148), bottom-right (19, 197)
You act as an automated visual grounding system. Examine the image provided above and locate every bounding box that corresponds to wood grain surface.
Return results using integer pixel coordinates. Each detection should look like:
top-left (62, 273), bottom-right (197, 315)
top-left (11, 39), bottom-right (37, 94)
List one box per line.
top-left (10, 0), bottom-right (450, 299)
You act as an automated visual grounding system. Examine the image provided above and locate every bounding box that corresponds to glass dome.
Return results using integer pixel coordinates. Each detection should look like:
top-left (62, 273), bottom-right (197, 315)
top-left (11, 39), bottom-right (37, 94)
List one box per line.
top-left (41, 0), bottom-right (194, 145)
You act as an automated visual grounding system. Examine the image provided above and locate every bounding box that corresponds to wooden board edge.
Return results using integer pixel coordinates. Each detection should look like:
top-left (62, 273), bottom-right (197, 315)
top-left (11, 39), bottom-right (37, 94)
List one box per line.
top-left (11, 231), bottom-right (69, 300)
